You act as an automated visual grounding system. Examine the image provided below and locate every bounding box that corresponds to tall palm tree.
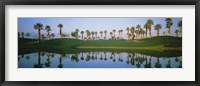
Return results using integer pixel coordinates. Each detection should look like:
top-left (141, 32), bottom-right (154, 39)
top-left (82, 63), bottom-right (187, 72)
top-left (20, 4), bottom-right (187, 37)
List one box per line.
top-left (109, 32), bottom-right (113, 39)
top-left (177, 20), bottom-right (182, 37)
top-left (131, 26), bottom-right (135, 40)
top-left (57, 24), bottom-right (63, 38)
top-left (81, 31), bottom-right (84, 40)
top-left (135, 30), bottom-right (138, 39)
top-left (95, 31), bottom-right (97, 39)
top-left (140, 29), bottom-right (145, 39)
top-left (126, 27), bottom-right (130, 40)
top-left (45, 25), bottom-right (51, 40)
top-left (51, 33), bottom-right (55, 39)
top-left (21, 32), bottom-right (24, 38)
top-left (144, 23), bottom-right (148, 38)
top-left (165, 18), bottom-right (173, 36)
top-left (118, 30), bottom-right (121, 39)
top-left (136, 25), bottom-right (141, 39)
top-left (34, 23), bottom-right (43, 43)
top-left (175, 30), bottom-right (179, 37)
top-left (147, 19), bottom-right (154, 37)
top-left (104, 30), bottom-right (107, 39)
top-left (100, 31), bottom-right (103, 39)
top-left (86, 30), bottom-right (90, 40)
top-left (91, 31), bottom-right (95, 40)
top-left (75, 29), bottom-right (79, 39)
top-left (154, 24), bottom-right (162, 36)
top-left (113, 29), bottom-right (116, 38)
top-left (120, 30), bottom-right (123, 39)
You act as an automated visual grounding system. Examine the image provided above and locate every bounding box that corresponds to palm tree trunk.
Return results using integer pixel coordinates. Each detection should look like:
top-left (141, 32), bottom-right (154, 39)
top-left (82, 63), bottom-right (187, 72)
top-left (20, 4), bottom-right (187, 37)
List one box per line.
top-left (82, 34), bottom-right (83, 39)
top-left (146, 28), bottom-right (148, 38)
top-left (168, 28), bottom-right (170, 36)
top-left (48, 32), bottom-right (50, 40)
top-left (149, 29), bottom-right (152, 38)
top-left (38, 29), bottom-right (40, 43)
top-left (60, 28), bottom-right (62, 38)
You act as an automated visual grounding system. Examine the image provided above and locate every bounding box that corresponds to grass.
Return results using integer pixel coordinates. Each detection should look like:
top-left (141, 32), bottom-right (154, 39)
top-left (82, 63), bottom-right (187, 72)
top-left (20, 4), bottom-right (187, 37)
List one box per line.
top-left (18, 36), bottom-right (182, 57)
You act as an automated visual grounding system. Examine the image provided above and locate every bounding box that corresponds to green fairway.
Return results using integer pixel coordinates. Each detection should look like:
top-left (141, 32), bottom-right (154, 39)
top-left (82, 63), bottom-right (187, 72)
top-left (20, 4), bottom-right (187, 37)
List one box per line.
top-left (18, 36), bottom-right (182, 57)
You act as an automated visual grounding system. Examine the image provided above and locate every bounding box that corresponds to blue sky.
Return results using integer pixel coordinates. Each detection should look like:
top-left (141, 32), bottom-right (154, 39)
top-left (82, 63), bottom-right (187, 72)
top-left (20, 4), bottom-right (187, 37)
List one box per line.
top-left (18, 17), bottom-right (182, 39)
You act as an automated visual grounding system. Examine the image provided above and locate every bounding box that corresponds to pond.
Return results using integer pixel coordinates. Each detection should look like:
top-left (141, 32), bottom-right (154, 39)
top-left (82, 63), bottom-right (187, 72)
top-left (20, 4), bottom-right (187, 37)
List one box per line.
top-left (18, 51), bottom-right (182, 68)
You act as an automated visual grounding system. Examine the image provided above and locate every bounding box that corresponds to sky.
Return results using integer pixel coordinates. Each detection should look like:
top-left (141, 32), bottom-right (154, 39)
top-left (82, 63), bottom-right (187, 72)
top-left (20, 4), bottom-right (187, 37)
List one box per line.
top-left (18, 17), bottom-right (182, 39)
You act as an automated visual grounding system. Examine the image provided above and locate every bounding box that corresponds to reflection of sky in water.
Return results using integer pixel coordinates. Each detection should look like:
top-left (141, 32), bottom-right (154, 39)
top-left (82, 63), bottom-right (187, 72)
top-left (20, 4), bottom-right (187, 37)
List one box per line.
top-left (18, 52), bottom-right (182, 68)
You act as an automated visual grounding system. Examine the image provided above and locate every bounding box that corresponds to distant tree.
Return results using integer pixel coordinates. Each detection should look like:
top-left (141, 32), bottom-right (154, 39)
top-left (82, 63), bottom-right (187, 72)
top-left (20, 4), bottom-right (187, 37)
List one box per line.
top-left (131, 26), bottom-right (135, 40)
top-left (175, 30), bottom-right (179, 37)
top-left (86, 30), bottom-right (91, 40)
top-left (126, 27), bottom-right (130, 40)
top-left (109, 32), bottom-right (113, 39)
top-left (100, 31), bottom-right (103, 39)
top-left (154, 24), bottom-right (162, 36)
top-left (41, 34), bottom-right (45, 40)
top-left (177, 20), bottom-right (182, 37)
top-left (57, 24), bottom-right (63, 38)
top-left (91, 31), bottom-right (95, 40)
top-left (113, 29), bottom-right (116, 38)
top-left (104, 30), bottom-right (107, 39)
top-left (45, 25), bottom-right (51, 40)
top-left (51, 33), bottom-right (55, 39)
top-left (136, 25), bottom-right (141, 39)
top-left (34, 23), bottom-right (43, 43)
top-left (144, 23), bottom-right (148, 38)
top-left (25, 32), bottom-right (30, 38)
top-left (95, 31), bottom-right (98, 39)
top-left (75, 29), bottom-right (79, 39)
top-left (21, 32), bottom-right (24, 38)
top-left (18, 32), bottom-right (21, 38)
top-left (81, 31), bottom-right (84, 40)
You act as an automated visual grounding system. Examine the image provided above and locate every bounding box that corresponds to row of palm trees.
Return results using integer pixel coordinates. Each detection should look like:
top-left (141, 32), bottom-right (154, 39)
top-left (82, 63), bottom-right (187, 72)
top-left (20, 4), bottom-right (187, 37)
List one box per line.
top-left (31, 18), bottom-right (182, 43)
top-left (19, 52), bottom-right (182, 68)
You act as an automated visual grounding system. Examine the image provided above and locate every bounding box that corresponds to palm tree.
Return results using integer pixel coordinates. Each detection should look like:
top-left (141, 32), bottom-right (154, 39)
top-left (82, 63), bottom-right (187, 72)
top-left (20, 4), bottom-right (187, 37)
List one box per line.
top-left (113, 29), bottom-right (116, 38)
top-left (126, 27), bottom-right (130, 40)
top-left (45, 25), bottom-right (51, 40)
top-left (34, 23), bottom-right (43, 43)
top-left (154, 24), bottom-right (162, 36)
top-left (21, 32), bottom-right (24, 38)
top-left (91, 31), bottom-right (95, 40)
top-left (131, 26), bottom-right (135, 40)
top-left (147, 19), bottom-right (154, 37)
top-left (144, 23), bottom-right (148, 38)
top-left (177, 20), bottom-right (182, 37)
top-left (136, 25), bottom-right (141, 39)
top-left (95, 31), bottom-right (98, 39)
top-left (135, 30), bottom-right (138, 39)
top-left (81, 31), bottom-right (84, 40)
top-left (120, 30), bottom-right (123, 39)
top-left (51, 33), bottom-right (55, 39)
top-left (104, 30), bottom-right (107, 39)
top-left (25, 32), bottom-right (30, 38)
top-left (57, 24), bottom-right (63, 38)
top-left (74, 29), bottom-right (79, 39)
top-left (165, 18), bottom-right (173, 36)
top-left (18, 32), bottom-right (21, 38)
top-left (163, 31), bottom-right (166, 36)
top-left (100, 31), bottom-right (103, 39)
top-left (86, 30), bottom-right (90, 40)
top-left (109, 32), bottom-right (113, 39)
top-left (118, 30), bottom-right (121, 39)
top-left (175, 30), bottom-right (179, 37)
top-left (140, 29), bottom-right (145, 38)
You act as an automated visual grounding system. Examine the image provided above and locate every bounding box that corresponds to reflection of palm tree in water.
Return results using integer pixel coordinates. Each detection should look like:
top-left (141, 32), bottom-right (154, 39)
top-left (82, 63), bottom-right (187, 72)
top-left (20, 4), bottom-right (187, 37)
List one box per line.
top-left (126, 53), bottom-right (131, 64)
top-left (130, 52), bottom-right (135, 65)
top-left (104, 52), bottom-right (107, 61)
top-left (91, 52), bottom-right (95, 60)
top-left (112, 52), bottom-right (116, 62)
top-left (118, 52), bottom-right (123, 62)
top-left (155, 57), bottom-right (161, 68)
top-left (58, 54), bottom-right (64, 68)
top-left (95, 52), bottom-right (98, 60)
top-left (71, 54), bottom-right (79, 62)
top-left (80, 52), bottom-right (84, 60)
top-left (33, 51), bottom-right (43, 68)
top-left (100, 52), bottom-right (103, 60)
top-left (45, 53), bottom-right (51, 67)
top-left (144, 55), bottom-right (152, 68)
top-left (136, 54), bottom-right (141, 68)
top-left (166, 57), bottom-right (171, 68)
top-left (110, 52), bottom-right (114, 59)
top-left (86, 52), bottom-right (91, 61)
